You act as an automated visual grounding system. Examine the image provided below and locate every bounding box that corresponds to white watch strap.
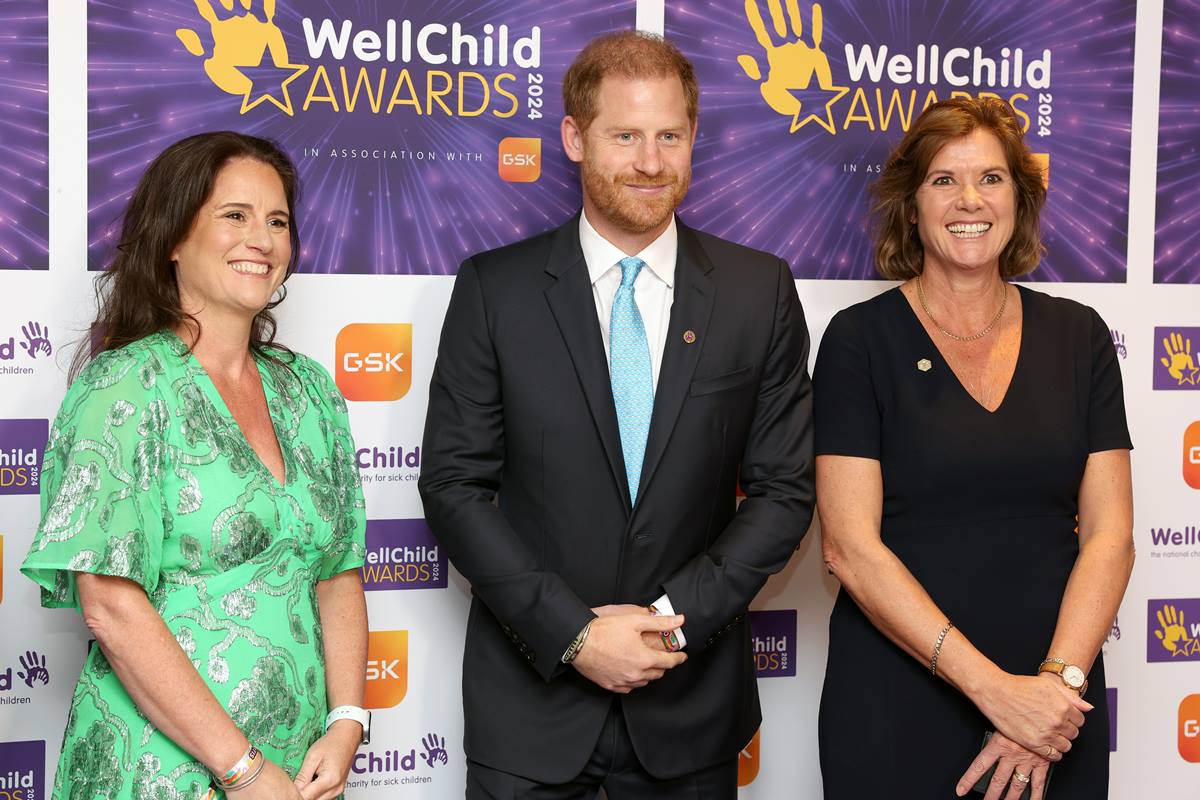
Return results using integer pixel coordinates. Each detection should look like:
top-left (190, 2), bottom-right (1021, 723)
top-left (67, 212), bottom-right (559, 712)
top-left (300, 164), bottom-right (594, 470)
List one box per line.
top-left (325, 705), bottom-right (371, 744)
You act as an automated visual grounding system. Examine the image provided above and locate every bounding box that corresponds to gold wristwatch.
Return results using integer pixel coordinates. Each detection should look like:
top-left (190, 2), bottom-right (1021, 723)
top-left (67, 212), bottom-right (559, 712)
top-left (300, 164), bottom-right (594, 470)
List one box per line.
top-left (1038, 658), bottom-right (1088, 696)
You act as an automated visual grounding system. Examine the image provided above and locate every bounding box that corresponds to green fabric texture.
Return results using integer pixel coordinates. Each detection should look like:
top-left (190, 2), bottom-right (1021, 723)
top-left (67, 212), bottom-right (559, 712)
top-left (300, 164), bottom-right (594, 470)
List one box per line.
top-left (22, 331), bottom-right (366, 799)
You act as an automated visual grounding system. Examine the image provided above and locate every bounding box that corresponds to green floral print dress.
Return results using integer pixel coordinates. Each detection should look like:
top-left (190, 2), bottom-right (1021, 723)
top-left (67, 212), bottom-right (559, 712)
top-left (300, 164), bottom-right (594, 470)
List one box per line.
top-left (21, 331), bottom-right (366, 799)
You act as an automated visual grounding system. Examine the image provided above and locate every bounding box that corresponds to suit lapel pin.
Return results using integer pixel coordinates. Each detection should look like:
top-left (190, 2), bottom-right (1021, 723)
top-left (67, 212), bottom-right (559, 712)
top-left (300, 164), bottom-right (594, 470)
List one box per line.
top-left (917, 358), bottom-right (932, 372)
top-left (683, 330), bottom-right (697, 344)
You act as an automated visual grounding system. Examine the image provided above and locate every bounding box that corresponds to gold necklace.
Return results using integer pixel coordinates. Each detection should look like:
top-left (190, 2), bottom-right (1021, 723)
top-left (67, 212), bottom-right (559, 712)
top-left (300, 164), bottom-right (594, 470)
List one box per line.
top-left (917, 275), bottom-right (1008, 342)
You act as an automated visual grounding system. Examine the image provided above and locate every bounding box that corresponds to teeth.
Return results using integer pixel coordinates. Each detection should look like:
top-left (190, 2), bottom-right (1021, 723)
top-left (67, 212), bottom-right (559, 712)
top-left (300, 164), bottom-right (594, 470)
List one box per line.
top-left (230, 261), bottom-right (269, 275)
top-left (947, 222), bottom-right (991, 238)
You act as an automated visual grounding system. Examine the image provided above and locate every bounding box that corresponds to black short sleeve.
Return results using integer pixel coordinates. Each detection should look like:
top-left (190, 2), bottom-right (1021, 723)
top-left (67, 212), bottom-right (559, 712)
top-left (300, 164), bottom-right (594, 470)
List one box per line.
top-left (814, 308), bottom-right (881, 459)
top-left (1086, 308), bottom-right (1133, 453)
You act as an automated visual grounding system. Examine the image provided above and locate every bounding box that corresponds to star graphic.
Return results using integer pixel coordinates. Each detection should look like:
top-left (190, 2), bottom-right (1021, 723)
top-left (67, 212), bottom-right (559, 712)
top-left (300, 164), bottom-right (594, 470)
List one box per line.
top-left (1182, 366), bottom-right (1200, 386)
top-left (787, 85), bottom-right (851, 135)
top-left (237, 59), bottom-right (309, 116)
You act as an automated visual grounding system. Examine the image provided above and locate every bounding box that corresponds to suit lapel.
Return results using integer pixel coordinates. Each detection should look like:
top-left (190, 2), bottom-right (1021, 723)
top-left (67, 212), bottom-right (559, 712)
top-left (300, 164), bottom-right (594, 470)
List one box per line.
top-left (542, 216), bottom-right (632, 511)
top-left (638, 222), bottom-right (715, 502)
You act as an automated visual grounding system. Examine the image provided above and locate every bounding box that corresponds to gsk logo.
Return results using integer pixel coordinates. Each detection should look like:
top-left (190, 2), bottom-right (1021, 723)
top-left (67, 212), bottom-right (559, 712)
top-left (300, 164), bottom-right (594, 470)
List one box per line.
top-left (498, 137), bottom-right (540, 182)
top-left (737, 730), bottom-right (760, 787)
top-left (1184, 422), bottom-right (1200, 490)
top-left (364, 630), bottom-right (408, 709)
top-left (336, 324), bottom-right (412, 402)
top-left (1180, 694), bottom-right (1200, 763)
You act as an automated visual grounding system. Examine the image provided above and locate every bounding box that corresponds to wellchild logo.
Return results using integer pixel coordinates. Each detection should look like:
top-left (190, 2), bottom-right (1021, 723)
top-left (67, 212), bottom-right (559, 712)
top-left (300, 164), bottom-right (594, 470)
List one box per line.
top-left (1147, 600), bottom-right (1200, 662)
top-left (1180, 694), bottom-right (1200, 763)
top-left (173, 0), bottom-right (541, 118)
top-left (0, 323), bottom-right (53, 376)
top-left (364, 630), bottom-right (408, 709)
top-left (750, 609), bottom-right (797, 677)
top-left (1153, 328), bottom-right (1200, 389)
top-left (1, 650), bottom-right (51, 706)
top-left (350, 732), bottom-right (449, 789)
top-left (1148, 525), bottom-right (1200, 561)
top-left (355, 443), bottom-right (420, 487)
top-left (0, 739), bottom-right (44, 800)
top-left (362, 519), bottom-right (446, 591)
top-left (0, 420), bottom-right (48, 495)
top-left (419, 733), bottom-right (448, 768)
top-left (735, 0), bottom-right (1054, 137)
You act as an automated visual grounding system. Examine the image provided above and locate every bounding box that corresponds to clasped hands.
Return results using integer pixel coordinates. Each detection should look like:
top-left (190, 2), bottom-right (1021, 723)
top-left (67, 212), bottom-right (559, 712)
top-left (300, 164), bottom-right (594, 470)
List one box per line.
top-left (956, 672), bottom-right (1093, 800)
top-left (231, 720), bottom-right (362, 800)
top-left (571, 604), bottom-right (687, 694)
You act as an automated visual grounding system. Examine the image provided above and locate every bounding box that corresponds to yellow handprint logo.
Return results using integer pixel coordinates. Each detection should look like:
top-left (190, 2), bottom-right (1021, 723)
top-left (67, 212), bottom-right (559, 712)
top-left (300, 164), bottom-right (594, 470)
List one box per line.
top-left (176, 0), bottom-right (308, 116)
top-left (1160, 331), bottom-right (1200, 386)
top-left (736, 0), bottom-right (849, 134)
top-left (1155, 604), bottom-right (1193, 656)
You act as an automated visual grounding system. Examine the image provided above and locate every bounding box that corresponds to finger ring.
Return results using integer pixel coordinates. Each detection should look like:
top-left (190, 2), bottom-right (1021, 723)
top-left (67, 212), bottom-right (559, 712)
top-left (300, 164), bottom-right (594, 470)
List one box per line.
top-left (1013, 771), bottom-right (1030, 783)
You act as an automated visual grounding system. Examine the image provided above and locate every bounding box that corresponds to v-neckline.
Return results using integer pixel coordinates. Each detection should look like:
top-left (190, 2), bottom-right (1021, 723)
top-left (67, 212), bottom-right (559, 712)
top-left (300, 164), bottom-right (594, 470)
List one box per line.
top-left (166, 331), bottom-right (289, 488)
top-left (896, 283), bottom-right (1028, 416)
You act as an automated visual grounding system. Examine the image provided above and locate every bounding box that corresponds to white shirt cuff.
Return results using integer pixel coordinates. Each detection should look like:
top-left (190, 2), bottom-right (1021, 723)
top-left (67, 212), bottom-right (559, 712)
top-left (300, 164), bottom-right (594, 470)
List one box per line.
top-left (651, 593), bottom-right (687, 649)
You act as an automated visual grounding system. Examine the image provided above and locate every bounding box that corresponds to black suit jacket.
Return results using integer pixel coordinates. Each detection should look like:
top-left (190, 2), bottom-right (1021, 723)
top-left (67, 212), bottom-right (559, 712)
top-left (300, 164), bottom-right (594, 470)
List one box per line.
top-left (418, 214), bottom-right (815, 782)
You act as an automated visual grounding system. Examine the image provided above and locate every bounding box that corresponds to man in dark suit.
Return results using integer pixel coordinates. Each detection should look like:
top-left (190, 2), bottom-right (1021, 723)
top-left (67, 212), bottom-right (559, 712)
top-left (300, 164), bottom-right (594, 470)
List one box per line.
top-left (419, 30), bottom-right (814, 799)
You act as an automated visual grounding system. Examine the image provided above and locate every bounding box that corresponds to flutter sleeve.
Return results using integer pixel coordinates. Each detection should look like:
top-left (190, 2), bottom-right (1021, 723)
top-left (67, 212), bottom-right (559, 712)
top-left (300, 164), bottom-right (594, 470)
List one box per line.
top-left (21, 348), bottom-right (170, 610)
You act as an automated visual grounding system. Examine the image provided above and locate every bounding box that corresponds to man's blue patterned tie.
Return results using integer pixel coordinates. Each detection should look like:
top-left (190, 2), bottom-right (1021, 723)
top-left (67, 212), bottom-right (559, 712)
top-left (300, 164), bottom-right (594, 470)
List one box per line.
top-left (610, 256), bottom-right (655, 505)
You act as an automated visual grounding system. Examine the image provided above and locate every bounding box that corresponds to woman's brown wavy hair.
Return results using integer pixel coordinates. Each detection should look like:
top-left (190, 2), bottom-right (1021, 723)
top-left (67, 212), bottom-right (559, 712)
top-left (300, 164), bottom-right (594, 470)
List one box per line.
top-left (870, 96), bottom-right (1047, 281)
top-left (73, 131), bottom-right (300, 379)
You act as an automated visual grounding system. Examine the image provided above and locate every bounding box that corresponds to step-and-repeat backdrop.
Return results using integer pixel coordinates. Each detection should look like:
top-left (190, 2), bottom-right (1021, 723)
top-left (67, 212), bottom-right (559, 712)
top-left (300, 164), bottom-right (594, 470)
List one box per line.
top-left (1, 0), bottom-right (1197, 797)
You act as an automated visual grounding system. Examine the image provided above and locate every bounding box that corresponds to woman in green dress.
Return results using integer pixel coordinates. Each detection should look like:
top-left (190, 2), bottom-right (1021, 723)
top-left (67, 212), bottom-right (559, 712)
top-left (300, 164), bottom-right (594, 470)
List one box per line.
top-left (21, 132), bottom-right (368, 799)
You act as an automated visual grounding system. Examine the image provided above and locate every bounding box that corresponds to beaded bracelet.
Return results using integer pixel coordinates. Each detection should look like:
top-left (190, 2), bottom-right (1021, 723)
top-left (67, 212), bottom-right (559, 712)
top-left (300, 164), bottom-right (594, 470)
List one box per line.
top-left (929, 621), bottom-right (954, 676)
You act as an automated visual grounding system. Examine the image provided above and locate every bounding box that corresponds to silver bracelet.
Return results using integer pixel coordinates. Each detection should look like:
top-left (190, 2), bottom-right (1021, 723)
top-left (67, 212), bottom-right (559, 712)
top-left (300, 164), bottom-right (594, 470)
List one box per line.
top-left (223, 756), bottom-right (266, 792)
top-left (929, 621), bottom-right (954, 676)
top-left (562, 619), bottom-right (594, 664)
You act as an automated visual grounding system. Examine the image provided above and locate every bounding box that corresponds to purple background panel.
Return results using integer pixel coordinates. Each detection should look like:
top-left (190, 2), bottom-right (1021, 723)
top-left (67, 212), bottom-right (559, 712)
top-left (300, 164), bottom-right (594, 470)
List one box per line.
top-left (667, 0), bottom-right (1135, 281)
top-left (1152, 326), bottom-right (1200, 390)
top-left (1146, 598), bottom-right (1200, 663)
top-left (87, 0), bottom-right (636, 275)
top-left (0, 739), bottom-right (45, 797)
top-left (0, 418), bottom-right (48, 496)
top-left (0, 2), bottom-right (49, 270)
top-left (362, 518), bottom-right (446, 591)
top-left (750, 608), bottom-right (797, 678)
top-left (1154, 0), bottom-right (1200, 283)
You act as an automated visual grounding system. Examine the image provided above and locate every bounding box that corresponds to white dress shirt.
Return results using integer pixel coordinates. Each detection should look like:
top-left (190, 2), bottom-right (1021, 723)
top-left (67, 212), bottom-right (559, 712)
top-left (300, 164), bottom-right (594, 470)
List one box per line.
top-left (578, 210), bottom-right (687, 649)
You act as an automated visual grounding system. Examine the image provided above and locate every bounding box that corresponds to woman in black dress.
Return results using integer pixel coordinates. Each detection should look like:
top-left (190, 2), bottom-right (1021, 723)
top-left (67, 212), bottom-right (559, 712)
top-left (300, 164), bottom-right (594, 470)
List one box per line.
top-left (814, 97), bottom-right (1133, 800)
